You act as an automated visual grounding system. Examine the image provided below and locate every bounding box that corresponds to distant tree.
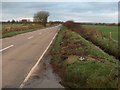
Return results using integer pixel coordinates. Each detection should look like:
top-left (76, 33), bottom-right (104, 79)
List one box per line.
top-left (11, 19), bottom-right (15, 23)
top-left (7, 20), bottom-right (10, 23)
top-left (16, 20), bottom-right (19, 23)
top-left (33, 11), bottom-right (49, 27)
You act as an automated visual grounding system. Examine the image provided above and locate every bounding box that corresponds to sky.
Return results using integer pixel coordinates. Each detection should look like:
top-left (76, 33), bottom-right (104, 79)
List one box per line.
top-left (1, 2), bottom-right (118, 23)
top-left (1, 0), bottom-right (120, 2)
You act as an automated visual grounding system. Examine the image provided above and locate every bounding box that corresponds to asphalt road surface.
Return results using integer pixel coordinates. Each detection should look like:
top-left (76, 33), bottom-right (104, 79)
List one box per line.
top-left (2, 25), bottom-right (61, 88)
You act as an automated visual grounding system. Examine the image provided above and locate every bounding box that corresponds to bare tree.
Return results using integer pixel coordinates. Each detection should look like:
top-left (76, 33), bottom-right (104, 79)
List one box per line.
top-left (33, 11), bottom-right (49, 27)
top-left (11, 19), bottom-right (16, 23)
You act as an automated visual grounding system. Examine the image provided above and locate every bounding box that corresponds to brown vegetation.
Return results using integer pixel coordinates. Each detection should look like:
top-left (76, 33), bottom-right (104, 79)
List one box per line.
top-left (63, 21), bottom-right (119, 59)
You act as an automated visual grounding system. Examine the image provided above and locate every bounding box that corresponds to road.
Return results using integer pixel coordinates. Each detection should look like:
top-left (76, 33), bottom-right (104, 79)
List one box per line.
top-left (2, 25), bottom-right (61, 88)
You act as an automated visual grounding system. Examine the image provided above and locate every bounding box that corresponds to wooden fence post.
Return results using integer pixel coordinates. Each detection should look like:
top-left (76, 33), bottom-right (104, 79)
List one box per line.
top-left (109, 32), bottom-right (112, 41)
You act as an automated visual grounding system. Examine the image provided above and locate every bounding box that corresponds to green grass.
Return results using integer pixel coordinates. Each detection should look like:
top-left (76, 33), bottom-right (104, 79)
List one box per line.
top-left (2, 29), bottom-right (35, 38)
top-left (51, 26), bottom-right (119, 88)
top-left (82, 25), bottom-right (118, 41)
top-left (66, 60), bottom-right (118, 88)
top-left (51, 26), bottom-right (66, 63)
top-left (76, 24), bottom-right (119, 58)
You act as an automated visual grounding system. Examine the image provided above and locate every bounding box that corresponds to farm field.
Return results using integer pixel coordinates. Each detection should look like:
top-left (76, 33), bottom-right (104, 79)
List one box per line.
top-left (1, 23), bottom-right (53, 38)
top-left (82, 25), bottom-right (118, 41)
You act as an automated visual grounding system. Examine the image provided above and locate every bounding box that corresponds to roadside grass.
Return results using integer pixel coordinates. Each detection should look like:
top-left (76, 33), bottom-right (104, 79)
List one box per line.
top-left (51, 26), bottom-right (65, 63)
top-left (82, 25), bottom-right (118, 41)
top-left (51, 26), bottom-right (119, 88)
top-left (1, 23), bottom-right (54, 38)
top-left (2, 29), bottom-right (35, 38)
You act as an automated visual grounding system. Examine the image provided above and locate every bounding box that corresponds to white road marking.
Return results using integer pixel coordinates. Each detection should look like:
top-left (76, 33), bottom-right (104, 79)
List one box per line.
top-left (28, 36), bottom-right (33, 39)
top-left (19, 32), bottom-right (58, 88)
top-left (0, 45), bottom-right (14, 53)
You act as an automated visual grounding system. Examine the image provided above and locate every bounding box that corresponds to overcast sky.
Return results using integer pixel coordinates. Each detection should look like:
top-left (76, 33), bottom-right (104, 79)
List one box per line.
top-left (2, 2), bottom-right (118, 23)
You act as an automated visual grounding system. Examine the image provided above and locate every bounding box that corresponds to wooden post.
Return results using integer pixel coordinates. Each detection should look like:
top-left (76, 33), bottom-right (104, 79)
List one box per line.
top-left (109, 32), bottom-right (112, 40)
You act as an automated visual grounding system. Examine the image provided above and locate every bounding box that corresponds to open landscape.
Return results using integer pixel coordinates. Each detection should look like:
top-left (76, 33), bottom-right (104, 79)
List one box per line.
top-left (1, 1), bottom-right (119, 89)
top-left (1, 22), bottom-right (58, 38)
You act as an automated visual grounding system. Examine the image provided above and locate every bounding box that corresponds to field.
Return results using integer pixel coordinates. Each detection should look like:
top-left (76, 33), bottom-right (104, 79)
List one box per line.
top-left (1, 23), bottom-right (53, 38)
top-left (51, 26), bottom-right (119, 88)
top-left (82, 25), bottom-right (118, 41)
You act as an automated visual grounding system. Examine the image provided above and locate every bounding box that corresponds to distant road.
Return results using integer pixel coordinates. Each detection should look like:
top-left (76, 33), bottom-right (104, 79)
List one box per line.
top-left (2, 25), bottom-right (61, 88)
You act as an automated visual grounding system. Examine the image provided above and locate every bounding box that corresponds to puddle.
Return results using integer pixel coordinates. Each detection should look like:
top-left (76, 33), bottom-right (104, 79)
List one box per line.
top-left (23, 54), bottom-right (64, 88)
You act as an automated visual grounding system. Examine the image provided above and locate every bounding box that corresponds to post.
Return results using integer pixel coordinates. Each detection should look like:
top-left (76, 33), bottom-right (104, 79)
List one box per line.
top-left (109, 32), bottom-right (112, 40)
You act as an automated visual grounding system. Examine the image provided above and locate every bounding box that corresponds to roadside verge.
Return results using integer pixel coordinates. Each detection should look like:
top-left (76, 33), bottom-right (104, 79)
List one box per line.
top-left (51, 26), bottom-right (119, 88)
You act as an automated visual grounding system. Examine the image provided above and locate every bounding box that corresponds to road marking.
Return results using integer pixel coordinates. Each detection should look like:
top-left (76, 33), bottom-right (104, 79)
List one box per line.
top-left (0, 45), bottom-right (14, 53)
top-left (19, 32), bottom-right (58, 88)
top-left (28, 36), bottom-right (33, 39)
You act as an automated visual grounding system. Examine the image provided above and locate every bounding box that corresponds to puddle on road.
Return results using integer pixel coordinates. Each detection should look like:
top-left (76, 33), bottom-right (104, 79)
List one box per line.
top-left (23, 54), bottom-right (64, 88)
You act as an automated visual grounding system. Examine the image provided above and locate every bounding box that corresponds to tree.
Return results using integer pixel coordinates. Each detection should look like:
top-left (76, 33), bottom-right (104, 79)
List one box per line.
top-left (33, 11), bottom-right (49, 27)
top-left (7, 20), bottom-right (10, 23)
top-left (11, 19), bottom-right (15, 23)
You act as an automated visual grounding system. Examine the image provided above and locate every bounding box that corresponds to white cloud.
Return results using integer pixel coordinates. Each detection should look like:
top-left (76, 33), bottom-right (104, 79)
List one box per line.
top-left (2, 2), bottom-right (118, 23)
top-left (2, 0), bottom-right (119, 2)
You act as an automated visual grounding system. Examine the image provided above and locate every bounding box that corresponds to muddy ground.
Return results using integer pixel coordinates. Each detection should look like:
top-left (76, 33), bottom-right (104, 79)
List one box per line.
top-left (23, 48), bottom-right (64, 88)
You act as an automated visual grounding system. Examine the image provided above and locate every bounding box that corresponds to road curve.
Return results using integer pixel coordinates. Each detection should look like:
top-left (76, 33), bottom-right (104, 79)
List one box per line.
top-left (2, 25), bottom-right (61, 88)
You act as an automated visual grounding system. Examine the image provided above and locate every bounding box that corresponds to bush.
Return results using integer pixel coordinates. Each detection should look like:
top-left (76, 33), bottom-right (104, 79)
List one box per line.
top-left (64, 20), bottom-right (75, 29)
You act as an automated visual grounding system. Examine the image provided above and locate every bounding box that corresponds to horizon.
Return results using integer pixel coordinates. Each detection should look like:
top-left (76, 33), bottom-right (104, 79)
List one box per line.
top-left (2, 2), bottom-right (118, 23)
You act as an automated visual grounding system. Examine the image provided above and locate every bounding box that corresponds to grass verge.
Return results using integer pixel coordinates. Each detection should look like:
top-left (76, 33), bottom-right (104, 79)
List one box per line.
top-left (2, 23), bottom-right (56, 38)
top-left (51, 26), bottom-right (119, 88)
top-left (2, 29), bottom-right (35, 38)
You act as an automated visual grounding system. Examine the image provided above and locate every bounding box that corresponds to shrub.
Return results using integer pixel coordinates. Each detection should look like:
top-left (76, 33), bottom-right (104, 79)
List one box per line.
top-left (63, 20), bottom-right (75, 29)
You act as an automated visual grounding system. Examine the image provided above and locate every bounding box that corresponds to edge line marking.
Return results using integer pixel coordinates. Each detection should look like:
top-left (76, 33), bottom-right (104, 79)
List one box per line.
top-left (19, 32), bottom-right (58, 88)
top-left (0, 45), bottom-right (14, 52)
